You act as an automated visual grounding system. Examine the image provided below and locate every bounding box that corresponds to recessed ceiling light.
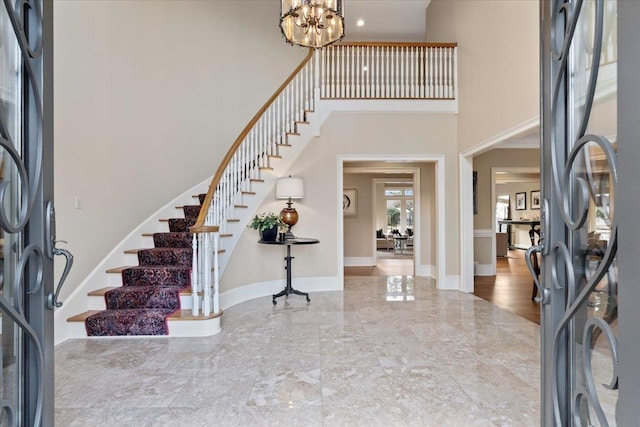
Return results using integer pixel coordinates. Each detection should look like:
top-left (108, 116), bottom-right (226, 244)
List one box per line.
top-left (357, 19), bottom-right (365, 27)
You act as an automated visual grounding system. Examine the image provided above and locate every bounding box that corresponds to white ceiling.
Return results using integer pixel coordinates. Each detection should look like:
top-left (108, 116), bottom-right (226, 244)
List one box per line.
top-left (342, 0), bottom-right (430, 42)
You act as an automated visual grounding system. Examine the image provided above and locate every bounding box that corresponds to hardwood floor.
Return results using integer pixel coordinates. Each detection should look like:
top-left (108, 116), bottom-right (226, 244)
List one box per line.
top-left (473, 250), bottom-right (541, 324)
top-left (344, 250), bottom-right (540, 324)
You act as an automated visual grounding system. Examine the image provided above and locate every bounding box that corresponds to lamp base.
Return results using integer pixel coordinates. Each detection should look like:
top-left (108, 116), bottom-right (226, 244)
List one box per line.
top-left (279, 207), bottom-right (299, 228)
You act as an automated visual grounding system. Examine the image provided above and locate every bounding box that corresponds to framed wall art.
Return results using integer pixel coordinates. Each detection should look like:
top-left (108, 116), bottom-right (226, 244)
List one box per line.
top-left (531, 190), bottom-right (541, 210)
top-left (343, 188), bottom-right (357, 217)
top-left (515, 192), bottom-right (527, 210)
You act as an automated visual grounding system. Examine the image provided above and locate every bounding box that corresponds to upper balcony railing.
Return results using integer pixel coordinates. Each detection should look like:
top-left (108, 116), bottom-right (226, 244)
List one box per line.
top-left (319, 42), bottom-right (457, 100)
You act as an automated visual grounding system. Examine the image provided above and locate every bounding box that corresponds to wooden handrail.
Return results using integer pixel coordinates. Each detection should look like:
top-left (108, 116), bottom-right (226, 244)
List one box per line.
top-left (331, 41), bottom-right (457, 48)
top-left (191, 48), bottom-right (315, 231)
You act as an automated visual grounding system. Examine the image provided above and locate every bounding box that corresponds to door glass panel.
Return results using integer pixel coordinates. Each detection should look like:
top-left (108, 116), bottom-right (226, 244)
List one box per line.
top-left (568, 0), bottom-right (618, 422)
top-left (405, 200), bottom-right (414, 229)
top-left (386, 200), bottom-right (401, 234)
top-left (0, 5), bottom-right (24, 424)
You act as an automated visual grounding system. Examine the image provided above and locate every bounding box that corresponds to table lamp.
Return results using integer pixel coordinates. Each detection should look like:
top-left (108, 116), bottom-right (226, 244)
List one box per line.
top-left (276, 176), bottom-right (303, 239)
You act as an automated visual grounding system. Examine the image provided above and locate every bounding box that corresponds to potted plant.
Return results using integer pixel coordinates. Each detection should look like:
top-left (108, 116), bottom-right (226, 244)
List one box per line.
top-left (248, 212), bottom-right (284, 242)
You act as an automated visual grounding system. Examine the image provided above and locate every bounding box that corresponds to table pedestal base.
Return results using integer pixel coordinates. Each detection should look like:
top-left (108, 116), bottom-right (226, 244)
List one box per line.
top-left (272, 288), bottom-right (310, 305)
top-left (272, 245), bottom-right (311, 305)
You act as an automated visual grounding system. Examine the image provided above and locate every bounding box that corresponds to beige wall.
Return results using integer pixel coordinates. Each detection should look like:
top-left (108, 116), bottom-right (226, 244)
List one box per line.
top-left (473, 149), bottom-right (540, 229)
top-left (54, 1), bottom-right (307, 299)
top-left (426, 0), bottom-right (539, 152)
top-left (472, 148), bottom-right (540, 265)
top-left (221, 112), bottom-right (457, 290)
top-left (343, 173), bottom-right (375, 258)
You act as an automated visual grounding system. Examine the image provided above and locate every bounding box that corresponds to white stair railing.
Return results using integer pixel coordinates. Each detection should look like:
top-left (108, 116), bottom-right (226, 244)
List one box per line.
top-left (189, 49), bottom-right (317, 316)
top-left (320, 42), bottom-right (458, 100)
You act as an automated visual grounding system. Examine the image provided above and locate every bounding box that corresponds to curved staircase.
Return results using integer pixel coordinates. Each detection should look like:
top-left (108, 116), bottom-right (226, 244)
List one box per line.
top-left (68, 197), bottom-right (223, 336)
top-left (61, 42), bottom-right (459, 340)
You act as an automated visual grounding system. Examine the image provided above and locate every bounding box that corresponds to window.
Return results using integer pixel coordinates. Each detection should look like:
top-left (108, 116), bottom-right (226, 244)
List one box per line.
top-left (384, 186), bottom-right (414, 234)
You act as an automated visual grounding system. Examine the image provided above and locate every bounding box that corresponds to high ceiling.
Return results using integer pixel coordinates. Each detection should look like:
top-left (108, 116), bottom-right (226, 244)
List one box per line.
top-left (342, 0), bottom-right (431, 42)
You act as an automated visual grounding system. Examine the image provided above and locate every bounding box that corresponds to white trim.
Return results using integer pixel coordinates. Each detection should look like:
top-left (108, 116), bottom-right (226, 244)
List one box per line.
top-left (344, 257), bottom-right (376, 267)
top-left (338, 154), bottom-right (446, 290)
top-left (459, 117), bottom-right (540, 158)
top-left (499, 139), bottom-right (540, 149)
top-left (219, 276), bottom-right (341, 310)
top-left (441, 275), bottom-right (460, 290)
top-left (415, 264), bottom-right (435, 278)
top-left (473, 229), bottom-right (493, 238)
top-left (459, 155), bottom-right (475, 293)
top-left (168, 317), bottom-right (221, 337)
top-left (475, 263), bottom-right (494, 276)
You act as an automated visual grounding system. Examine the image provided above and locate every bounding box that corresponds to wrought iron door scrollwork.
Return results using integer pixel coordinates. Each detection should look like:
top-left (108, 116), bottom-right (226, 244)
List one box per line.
top-left (1, 0), bottom-right (47, 425)
top-left (547, 0), bottom-right (619, 424)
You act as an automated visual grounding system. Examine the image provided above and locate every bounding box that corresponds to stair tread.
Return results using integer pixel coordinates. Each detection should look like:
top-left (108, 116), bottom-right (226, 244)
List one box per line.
top-left (71, 308), bottom-right (222, 322)
top-left (107, 265), bottom-right (192, 274)
top-left (268, 155), bottom-right (283, 159)
top-left (241, 191), bottom-right (256, 195)
top-left (67, 310), bottom-right (102, 322)
top-left (276, 143), bottom-right (292, 147)
top-left (88, 287), bottom-right (118, 296)
top-left (234, 205), bottom-right (248, 208)
top-left (167, 309), bottom-right (223, 321)
top-left (106, 266), bottom-right (133, 274)
top-left (124, 247), bottom-right (192, 254)
top-left (250, 179), bottom-right (264, 183)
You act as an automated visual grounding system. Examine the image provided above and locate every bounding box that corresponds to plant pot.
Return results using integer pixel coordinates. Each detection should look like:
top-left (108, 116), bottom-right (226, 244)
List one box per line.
top-left (260, 226), bottom-right (278, 242)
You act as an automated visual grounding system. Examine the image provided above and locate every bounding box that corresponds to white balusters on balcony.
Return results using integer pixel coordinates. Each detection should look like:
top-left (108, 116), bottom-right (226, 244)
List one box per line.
top-left (320, 42), bottom-right (457, 100)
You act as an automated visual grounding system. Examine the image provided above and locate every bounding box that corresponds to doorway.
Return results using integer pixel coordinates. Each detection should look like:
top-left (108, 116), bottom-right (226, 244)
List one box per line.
top-left (337, 155), bottom-right (446, 289)
top-left (374, 179), bottom-right (414, 270)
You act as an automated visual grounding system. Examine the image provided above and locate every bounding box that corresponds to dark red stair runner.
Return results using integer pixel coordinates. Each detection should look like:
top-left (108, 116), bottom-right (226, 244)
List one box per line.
top-left (85, 200), bottom-right (203, 336)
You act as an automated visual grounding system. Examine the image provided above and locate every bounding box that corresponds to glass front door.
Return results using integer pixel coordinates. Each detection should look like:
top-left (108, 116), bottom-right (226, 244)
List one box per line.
top-left (0, 1), bottom-right (55, 425)
top-left (539, 0), bottom-right (639, 423)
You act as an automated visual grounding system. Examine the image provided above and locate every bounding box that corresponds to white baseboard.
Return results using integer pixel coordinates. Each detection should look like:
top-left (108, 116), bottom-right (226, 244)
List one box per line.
top-left (344, 257), bottom-right (376, 267)
top-left (439, 275), bottom-right (460, 291)
top-left (474, 263), bottom-right (495, 276)
top-left (415, 264), bottom-right (435, 278)
top-left (220, 276), bottom-right (341, 310)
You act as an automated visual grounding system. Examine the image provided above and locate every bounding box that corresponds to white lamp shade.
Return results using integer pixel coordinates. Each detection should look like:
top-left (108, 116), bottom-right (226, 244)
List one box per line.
top-left (276, 177), bottom-right (304, 199)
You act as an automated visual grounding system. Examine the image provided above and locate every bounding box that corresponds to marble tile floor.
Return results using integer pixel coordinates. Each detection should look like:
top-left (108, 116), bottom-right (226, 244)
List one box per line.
top-left (55, 276), bottom-right (544, 426)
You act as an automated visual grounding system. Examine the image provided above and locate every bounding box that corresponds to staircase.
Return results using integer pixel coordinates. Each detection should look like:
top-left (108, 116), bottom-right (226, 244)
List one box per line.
top-left (67, 198), bottom-right (222, 335)
top-left (61, 42), bottom-right (459, 340)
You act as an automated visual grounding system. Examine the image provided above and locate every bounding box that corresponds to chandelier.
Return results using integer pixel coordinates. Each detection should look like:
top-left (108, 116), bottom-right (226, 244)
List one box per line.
top-left (280, 0), bottom-right (345, 49)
